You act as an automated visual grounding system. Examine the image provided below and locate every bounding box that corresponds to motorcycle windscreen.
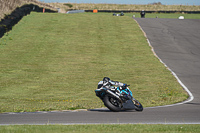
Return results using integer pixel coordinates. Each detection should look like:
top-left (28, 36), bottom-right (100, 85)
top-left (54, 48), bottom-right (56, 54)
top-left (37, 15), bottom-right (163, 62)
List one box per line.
top-left (122, 100), bottom-right (135, 110)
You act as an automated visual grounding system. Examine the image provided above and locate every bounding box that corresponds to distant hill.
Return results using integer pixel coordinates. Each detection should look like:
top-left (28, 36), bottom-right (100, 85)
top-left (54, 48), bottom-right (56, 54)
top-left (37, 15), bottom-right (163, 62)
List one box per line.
top-left (49, 3), bottom-right (200, 13)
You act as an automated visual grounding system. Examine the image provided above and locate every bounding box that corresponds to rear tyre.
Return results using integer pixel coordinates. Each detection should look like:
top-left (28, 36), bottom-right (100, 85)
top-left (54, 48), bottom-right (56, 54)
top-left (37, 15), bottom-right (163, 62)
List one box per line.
top-left (133, 100), bottom-right (143, 111)
top-left (103, 95), bottom-right (122, 112)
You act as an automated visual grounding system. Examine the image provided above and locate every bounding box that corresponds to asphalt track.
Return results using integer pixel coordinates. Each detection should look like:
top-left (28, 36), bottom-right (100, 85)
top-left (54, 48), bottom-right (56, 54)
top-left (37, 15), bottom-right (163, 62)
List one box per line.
top-left (1, 18), bottom-right (200, 125)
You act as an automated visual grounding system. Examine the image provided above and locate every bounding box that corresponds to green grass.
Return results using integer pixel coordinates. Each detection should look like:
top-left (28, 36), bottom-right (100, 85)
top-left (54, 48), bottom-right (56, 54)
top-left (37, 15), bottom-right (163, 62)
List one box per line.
top-left (0, 12), bottom-right (188, 113)
top-left (1, 124), bottom-right (200, 133)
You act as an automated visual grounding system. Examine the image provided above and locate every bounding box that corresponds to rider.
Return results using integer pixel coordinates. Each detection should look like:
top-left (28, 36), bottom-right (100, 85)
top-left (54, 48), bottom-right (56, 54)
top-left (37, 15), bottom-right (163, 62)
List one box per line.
top-left (140, 10), bottom-right (145, 18)
top-left (98, 77), bottom-right (128, 95)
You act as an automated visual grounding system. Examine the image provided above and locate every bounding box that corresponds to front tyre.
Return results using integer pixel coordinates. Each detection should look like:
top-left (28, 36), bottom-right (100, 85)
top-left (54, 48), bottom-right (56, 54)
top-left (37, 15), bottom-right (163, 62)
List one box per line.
top-left (133, 100), bottom-right (143, 111)
top-left (103, 95), bottom-right (122, 112)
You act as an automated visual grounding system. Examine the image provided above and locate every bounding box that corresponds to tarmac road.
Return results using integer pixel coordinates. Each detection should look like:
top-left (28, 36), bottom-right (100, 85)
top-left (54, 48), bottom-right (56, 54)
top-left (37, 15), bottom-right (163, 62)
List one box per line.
top-left (0, 18), bottom-right (200, 125)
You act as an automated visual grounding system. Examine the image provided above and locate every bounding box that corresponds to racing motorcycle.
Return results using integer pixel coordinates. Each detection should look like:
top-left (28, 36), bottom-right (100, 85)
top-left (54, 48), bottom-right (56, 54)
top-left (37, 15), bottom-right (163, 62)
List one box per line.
top-left (95, 83), bottom-right (143, 112)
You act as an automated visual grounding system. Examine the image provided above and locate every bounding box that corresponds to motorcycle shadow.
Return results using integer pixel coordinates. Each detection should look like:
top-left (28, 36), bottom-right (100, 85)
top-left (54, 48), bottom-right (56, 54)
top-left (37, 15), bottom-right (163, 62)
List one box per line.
top-left (88, 108), bottom-right (138, 112)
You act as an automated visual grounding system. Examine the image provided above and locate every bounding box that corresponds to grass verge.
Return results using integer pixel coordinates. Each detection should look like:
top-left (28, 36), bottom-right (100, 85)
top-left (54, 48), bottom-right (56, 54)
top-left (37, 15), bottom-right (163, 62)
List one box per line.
top-left (1, 124), bottom-right (200, 133)
top-left (0, 12), bottom-right (188, 113)
top-left (0, 0), bottom-right (55, 19)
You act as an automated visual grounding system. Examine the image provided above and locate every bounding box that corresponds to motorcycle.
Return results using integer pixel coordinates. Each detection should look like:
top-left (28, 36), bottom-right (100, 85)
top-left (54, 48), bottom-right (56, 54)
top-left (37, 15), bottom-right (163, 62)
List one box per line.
top-left (95, 83), bottom-right (143, 112)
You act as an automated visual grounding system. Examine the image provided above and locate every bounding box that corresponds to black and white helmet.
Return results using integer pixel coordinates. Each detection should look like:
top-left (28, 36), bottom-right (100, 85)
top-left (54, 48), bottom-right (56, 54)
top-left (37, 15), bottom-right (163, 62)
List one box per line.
top-left (103, 77), bottom-right (110, 84)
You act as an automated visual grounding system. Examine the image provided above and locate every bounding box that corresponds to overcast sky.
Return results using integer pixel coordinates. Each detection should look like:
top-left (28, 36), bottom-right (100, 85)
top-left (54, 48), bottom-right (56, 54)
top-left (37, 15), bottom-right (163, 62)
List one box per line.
top-left (39, 0), bottom-right (200, 5)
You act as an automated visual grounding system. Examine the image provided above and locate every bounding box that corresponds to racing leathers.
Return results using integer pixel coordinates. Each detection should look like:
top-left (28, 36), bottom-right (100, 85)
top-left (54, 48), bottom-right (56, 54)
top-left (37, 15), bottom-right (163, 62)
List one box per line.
top-left (97, 77), bottom-right (129, 96)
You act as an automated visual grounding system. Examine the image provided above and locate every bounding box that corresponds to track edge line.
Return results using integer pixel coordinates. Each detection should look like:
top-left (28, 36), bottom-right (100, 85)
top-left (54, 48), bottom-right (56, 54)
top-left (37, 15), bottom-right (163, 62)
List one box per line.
top-left (133, 18), bottom-right (194, 109)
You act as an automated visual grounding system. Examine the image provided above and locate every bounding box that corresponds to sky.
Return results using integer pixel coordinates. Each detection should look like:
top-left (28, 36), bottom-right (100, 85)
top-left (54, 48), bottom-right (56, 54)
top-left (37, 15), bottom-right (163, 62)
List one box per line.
top-left (39, 0), bottom-right (200, 5)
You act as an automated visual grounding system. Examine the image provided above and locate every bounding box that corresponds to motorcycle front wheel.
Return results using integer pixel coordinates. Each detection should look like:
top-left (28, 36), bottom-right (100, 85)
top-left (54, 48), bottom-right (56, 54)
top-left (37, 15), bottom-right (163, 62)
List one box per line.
top-left (103, 95), bottom-right (122, 112)
top-left (133, 99), bottom-right (143, 111)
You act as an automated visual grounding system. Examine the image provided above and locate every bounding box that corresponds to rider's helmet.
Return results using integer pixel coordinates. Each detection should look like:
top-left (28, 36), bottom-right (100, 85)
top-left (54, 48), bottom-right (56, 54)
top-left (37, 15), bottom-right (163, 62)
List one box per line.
top-left (103, 77), bottom-right (110, 84)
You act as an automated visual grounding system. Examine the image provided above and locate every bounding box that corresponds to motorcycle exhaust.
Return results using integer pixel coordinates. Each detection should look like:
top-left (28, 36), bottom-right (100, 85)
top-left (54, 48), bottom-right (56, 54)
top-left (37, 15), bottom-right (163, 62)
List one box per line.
top-left (106, 89), bottom-right (121, 100)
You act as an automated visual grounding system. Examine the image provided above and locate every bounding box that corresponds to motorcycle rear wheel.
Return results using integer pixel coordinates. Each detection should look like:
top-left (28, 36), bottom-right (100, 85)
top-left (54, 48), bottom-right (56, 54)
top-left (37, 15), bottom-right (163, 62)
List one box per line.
top-left (103, 95), bottom-right (122, 112)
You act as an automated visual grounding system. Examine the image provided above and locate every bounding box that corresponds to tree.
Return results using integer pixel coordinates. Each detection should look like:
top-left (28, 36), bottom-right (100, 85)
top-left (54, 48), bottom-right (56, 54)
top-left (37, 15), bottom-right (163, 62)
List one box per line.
top-left (64, 3), bottom-right (73, 8)
top-left (151, 2), bottom-right (162, 5)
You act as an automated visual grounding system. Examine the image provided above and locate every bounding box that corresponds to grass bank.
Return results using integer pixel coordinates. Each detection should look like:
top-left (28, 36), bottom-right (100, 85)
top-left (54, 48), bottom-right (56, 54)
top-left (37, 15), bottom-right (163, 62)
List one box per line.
top-left (0, 0), bottom-right (55, 20)
top-left (50, 3), bottom-right (200, 12)
top-left (0, 12), bottom-right (188, 113)
top-left (1, 124), bottom-right (200, 133)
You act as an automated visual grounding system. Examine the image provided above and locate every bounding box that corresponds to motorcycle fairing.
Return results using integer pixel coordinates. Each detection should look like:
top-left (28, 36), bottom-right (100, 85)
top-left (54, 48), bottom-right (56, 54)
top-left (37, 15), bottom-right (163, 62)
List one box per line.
top-left (122, 99), bottom-right (135, 110)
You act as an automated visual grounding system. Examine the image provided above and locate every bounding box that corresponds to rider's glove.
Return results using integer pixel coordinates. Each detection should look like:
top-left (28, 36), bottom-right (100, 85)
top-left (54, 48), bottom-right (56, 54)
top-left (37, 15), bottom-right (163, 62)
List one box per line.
top-left (122, 84), bottom-right (127, 89)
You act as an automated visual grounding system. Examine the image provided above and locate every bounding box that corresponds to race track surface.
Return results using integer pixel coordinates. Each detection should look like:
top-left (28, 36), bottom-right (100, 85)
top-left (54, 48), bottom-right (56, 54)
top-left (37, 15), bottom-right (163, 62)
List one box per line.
top-left (1, 18), bottom-right (200, 125)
